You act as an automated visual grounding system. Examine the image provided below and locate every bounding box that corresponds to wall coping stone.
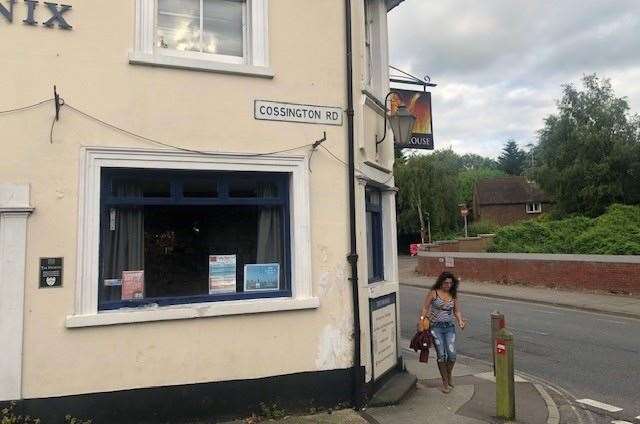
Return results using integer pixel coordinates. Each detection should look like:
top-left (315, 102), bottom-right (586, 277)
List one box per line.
top-left (418, 251), bottom-right (640, 264)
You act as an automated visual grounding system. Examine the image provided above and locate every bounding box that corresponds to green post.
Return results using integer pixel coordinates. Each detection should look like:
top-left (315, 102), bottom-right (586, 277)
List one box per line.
top-left (495, 328), bottom-right (515, 420)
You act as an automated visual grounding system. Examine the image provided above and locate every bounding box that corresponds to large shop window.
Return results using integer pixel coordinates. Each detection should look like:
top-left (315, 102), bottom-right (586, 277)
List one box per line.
top-left (366, 186), bottom-right (384, 282)
top-left (99, 169), bottom-right (290, 311)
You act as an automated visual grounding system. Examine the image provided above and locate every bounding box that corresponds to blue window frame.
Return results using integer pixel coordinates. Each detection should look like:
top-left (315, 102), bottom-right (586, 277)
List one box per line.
top-left (366, 186), bottom-right (384, 282)
top-left (98, 168), bottom-right (291, 311)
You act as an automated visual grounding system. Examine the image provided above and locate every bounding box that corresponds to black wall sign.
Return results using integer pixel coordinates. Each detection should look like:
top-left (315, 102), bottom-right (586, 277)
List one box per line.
top-left (0, 1), bottom-right (73, 29)
top-left (39, 257), bottom-right (63, 288)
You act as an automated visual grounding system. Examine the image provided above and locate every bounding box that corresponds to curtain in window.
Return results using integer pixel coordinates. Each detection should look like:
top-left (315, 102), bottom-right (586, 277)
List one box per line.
top-left (101, 183), bottom-right (145, 301)
top-left (256, 182), bottom-right (282, 266)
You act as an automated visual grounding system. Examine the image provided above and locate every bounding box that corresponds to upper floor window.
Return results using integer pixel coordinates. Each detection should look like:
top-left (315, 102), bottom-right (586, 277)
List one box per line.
top-left (364, 0), bottom-right (388, 98)
top-left (131, 0), bottom-right (271, 77)
top-left (157, 0), bottom-right (246, 64)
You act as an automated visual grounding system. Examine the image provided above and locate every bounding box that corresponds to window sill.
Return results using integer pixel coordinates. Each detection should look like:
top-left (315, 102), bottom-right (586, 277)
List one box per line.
top-left (65, 296), bottom-right (319, 328)
top-left (128, 52), bottom-right (275, 79)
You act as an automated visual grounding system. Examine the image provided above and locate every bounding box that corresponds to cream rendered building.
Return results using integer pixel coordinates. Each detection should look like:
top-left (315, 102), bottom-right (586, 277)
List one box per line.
top-left (0, 0), bottom-right (404, 421)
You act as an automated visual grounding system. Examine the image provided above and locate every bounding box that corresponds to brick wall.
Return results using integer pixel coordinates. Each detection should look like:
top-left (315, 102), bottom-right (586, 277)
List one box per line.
top-left (422, 235), bottom-right (495, 253)
top-left (477, 204), bottom-right (534, 226)
top-left (416, 252), bottom-right (640, 294)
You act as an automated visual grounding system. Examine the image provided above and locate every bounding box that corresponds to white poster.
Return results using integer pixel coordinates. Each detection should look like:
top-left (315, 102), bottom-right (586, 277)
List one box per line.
top-left (371, 297), bottom-right (397, 380)
top-left (209, 255), bottom-right (237, 294)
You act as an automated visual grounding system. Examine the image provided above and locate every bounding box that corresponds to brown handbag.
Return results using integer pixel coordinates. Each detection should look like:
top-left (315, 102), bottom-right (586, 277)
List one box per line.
top-left (418, 316), bottom-right (430, 332)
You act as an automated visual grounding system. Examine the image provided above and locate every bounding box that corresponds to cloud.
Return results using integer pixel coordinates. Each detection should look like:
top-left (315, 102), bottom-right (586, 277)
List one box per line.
top-left (388, 0), bottom-right (640, 158)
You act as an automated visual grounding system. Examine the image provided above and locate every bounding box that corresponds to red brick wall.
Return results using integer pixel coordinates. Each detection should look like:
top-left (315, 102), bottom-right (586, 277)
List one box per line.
top-left (416, 254), bottom-right (640, 294)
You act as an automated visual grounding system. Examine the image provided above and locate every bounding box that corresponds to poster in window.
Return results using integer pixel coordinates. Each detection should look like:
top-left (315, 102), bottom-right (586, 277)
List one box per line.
top-left (244, 264), bottom-right (280, 292)
top-left (209, 255), bottom-right (237, 294)
top-left (121, 270), bottom-right (145, 300)
top-left (390, 90), bottom-right (434, 150)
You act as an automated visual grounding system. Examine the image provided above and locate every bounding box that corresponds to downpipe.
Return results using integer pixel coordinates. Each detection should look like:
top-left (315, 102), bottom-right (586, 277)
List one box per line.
top-left (344, 0), bottom-right (365, 410)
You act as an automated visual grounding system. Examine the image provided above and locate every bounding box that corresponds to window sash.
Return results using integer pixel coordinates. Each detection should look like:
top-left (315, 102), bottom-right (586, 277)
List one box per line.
top-left (98, 169), bottom-right (292, 311)
top-left (366, 187), bottom-right (384, 282)
top-left (156, 0), bottom-right (249, 65)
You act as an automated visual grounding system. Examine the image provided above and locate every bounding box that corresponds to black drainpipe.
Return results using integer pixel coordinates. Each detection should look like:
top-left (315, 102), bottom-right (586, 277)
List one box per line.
top-left (344, 0), bottom-right (364, 410)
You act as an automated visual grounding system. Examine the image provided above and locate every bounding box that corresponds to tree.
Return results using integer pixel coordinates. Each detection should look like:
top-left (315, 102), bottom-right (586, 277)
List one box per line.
top-left (534, 74), bottom-right (640, 216)
top-left (497, 139), bottom-right (527, 175)
top-left (457, 167), bottom-right (505, 205)
top-left (395, 150), bottom-right (461, 242)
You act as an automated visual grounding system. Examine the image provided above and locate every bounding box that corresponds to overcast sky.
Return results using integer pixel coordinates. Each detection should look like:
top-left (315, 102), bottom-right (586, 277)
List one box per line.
top-left (388, 0), bottom-right (640, 158)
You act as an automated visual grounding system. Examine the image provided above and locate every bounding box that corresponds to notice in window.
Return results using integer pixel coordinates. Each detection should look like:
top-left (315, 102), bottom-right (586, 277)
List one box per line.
top-left (122, 271), bottom-right (145, 300)
top-left (209, 255), bottom-right (237, 294)
top-left (244, 264), bottom-right (280, 292)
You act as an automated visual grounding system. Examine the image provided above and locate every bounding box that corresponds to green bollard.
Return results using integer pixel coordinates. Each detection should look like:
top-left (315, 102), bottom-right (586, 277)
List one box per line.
top-left (491, 311), bottom-right (505, 376)
top-left (495, 328), bottom-right (515, 420)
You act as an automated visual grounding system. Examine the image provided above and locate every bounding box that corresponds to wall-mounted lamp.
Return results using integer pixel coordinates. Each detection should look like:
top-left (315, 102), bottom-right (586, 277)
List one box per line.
top-left (376, 92), bottom-right (417, 148)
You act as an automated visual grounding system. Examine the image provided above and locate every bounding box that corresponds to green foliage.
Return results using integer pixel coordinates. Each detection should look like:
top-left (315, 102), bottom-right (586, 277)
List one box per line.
top-left (259, 402), bottom-right (286, 420)
top-left (395, 149), bottom-right (462, 239)
top-left (490, 204), bottom-right (640, 254)
top-left (466, 221), bottom-right (499, 237)
top-left (0, 402), bottom-right (91, 424)
top-left (573, 204), bottom-right (640, 254)
top-left (498, 139), bottom-right (527, 175)
top-left (534, 74), bottom-right (640, 217)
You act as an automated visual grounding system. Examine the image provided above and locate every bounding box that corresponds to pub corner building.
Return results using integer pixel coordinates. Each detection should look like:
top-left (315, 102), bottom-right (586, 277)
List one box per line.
top-left (0, 0), bottom-right (409, 422)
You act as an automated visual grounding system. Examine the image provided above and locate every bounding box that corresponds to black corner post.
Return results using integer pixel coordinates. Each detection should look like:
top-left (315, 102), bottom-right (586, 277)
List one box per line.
top-left (344, 0), bottom-right (365, 410)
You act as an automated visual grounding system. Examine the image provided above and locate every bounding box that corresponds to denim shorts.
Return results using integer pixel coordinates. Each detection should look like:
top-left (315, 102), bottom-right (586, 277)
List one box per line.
top-left (430, 321), bottom-right (456, 362)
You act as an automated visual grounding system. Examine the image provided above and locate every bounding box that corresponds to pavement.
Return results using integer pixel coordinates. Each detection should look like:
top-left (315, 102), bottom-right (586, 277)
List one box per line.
top-left (240, 346), bottom-right (563, 424)
top-left (399, 255), bottom-right (640, 319)
top-left (362, 344), bottom-right (562, 424)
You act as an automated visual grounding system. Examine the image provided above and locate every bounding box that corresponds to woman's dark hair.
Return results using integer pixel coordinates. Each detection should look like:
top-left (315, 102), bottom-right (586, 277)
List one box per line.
top-left (431, 272), bottom-right (459, 298)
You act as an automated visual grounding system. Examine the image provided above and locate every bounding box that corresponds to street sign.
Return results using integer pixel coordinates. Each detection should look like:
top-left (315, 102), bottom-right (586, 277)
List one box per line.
top-left (461, 208), bottom-right (469, 217)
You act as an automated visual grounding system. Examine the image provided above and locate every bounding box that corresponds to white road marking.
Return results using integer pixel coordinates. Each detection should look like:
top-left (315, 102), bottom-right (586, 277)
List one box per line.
top-left (636, 416), bottom-right (640, 420)
top-left (594, 318), bottom-right (627, 325)
top-left (474, 371), bottom-right (528, 383)
top-left (611, 421), bottom-right (634, 424)
top-left (576, 399), bottom-right (623, 412)
top-left (511, 327), bottom-right (550, 336)
top-left (532, 309), bottom-right (561, 315)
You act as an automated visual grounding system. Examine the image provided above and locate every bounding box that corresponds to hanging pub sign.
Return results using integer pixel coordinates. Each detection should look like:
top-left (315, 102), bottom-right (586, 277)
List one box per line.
top-left (391, 90), bottom-right (434, 150)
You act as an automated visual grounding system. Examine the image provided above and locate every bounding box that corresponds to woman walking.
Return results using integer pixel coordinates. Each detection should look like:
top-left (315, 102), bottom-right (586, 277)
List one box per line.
top-left (419, 271), bottom-right (466, 393)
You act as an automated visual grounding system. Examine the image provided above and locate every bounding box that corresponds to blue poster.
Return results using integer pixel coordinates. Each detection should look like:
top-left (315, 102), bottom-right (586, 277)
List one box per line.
top-left (244, 263), bottom-right (280, 292)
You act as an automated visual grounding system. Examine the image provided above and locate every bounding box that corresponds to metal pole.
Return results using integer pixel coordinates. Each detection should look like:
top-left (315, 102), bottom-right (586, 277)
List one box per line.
top-left (495, 328), bottom-right (516, 420)
top-left (490, 311), bottom-right (505, 376)
top-left (464, 214), bottom-right (468, 238)
top-left (427, 213), bottom-right (432, 244)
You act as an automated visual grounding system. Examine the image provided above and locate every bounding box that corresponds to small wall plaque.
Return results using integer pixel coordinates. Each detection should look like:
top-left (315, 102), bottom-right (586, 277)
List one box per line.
top-left (39, 257), bottom-right (63, 288)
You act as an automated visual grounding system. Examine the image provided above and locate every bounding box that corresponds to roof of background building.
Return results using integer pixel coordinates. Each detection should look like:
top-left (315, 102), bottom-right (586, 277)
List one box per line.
top-left (474, 176), bottom-right (552, 206)
top-left (386, 0), bottom-right (405, 12)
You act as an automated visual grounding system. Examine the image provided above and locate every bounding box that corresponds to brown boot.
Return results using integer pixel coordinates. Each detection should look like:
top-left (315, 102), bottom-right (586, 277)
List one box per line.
top-left (446, 361), bottom-right (456, 388)
top-left (437, 362), bottom-right (450, 393)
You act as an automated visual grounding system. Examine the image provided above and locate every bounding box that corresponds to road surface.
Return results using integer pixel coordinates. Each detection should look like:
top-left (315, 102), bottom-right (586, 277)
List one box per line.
top-left (399, 284), bottom-right (640, 421)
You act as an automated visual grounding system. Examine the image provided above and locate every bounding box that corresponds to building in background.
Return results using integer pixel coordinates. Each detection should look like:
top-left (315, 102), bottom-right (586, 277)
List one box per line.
top-left (473, 176), bottom-right (553, 226)
top-left (0, 0), bottom-right (405, 422)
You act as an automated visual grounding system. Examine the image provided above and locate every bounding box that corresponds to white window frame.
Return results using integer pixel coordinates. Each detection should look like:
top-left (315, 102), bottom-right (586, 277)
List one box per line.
top-left (363, 0), bottom-right (389, 99)
top-left (67, 147), bottom-right (317, 328)
top-left (526, 202), bottom-right (542, 214)
top-left (130, 0), bottom-right (272, 78)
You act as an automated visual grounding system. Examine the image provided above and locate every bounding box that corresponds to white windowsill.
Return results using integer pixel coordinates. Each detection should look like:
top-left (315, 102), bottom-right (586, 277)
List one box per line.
top-left (128, 52), bottom-right (275, 78)
top-left (66, 296), bottom-right (319, 328)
